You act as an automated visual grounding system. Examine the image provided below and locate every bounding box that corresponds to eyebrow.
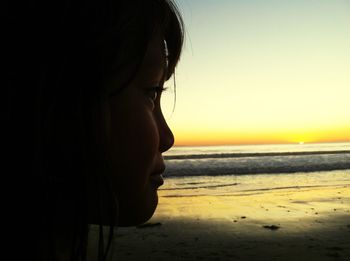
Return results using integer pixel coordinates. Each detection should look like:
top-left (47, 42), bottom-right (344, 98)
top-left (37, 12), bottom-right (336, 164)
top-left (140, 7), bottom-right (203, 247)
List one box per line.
top-left (140, 63), bottom-right (165, 83)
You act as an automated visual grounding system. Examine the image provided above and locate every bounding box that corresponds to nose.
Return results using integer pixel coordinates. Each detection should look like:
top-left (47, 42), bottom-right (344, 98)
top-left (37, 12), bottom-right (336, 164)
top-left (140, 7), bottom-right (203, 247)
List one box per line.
top-left (158, 112), bottom-right (174, 153)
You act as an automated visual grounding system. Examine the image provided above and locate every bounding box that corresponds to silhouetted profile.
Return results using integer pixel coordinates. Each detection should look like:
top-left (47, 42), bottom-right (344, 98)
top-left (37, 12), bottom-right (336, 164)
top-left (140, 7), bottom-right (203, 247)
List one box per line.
top-left (5, 0), bottom-right (184, 260)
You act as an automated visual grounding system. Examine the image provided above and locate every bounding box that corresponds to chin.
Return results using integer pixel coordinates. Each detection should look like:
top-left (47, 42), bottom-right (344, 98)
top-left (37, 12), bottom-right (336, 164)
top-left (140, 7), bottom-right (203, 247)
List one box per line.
top-left (117, 192), bottom-right (159, 227)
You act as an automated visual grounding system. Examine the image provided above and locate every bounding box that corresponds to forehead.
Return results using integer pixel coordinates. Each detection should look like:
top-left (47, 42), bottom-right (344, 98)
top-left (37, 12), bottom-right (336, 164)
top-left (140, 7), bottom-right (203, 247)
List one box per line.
top-left (105, 35), bottom-right (167, 94)
top-left (140, 35), bottom-right (166, 75)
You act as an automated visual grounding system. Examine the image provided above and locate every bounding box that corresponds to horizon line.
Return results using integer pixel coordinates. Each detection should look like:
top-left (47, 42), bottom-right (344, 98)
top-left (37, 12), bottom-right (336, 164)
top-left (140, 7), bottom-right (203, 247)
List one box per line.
top-left (172, 140), bottom-right (350, 147)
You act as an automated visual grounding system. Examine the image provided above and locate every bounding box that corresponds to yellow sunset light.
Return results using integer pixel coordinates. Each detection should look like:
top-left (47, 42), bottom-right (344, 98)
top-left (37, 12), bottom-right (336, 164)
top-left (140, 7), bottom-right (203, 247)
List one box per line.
top-left (161, 1), bottom-right (350, 146)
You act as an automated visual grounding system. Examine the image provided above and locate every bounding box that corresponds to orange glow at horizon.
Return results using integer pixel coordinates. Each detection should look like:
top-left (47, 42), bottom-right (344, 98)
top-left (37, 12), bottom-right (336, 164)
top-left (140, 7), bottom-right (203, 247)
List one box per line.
top-left (172, 127), bottom-right (350, 146)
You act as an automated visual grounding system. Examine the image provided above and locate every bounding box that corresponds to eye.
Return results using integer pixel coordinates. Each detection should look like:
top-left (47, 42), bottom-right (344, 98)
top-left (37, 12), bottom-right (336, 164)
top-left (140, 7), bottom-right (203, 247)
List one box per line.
top-left (145, 86), bottom-right (167, 102)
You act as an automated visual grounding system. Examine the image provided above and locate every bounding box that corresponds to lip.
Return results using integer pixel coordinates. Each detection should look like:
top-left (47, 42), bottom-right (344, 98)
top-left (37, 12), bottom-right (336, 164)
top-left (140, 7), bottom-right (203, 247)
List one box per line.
top-left (150, 166), bottom-right (165, 187)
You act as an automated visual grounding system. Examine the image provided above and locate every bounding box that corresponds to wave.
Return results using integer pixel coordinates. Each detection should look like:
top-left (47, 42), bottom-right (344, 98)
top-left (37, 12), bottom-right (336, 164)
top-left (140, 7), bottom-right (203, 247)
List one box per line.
top-left (164, 163), bottom-right (350, 177)
top-left (164, 150), bottom-right (350, 160)
top-left (164, 153), bottom-right (350, 177)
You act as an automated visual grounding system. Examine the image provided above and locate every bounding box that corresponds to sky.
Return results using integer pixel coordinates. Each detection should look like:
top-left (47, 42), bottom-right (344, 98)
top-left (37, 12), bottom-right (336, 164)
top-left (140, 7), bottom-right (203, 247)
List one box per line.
top-left (161, 0), bottom-right (350, 146)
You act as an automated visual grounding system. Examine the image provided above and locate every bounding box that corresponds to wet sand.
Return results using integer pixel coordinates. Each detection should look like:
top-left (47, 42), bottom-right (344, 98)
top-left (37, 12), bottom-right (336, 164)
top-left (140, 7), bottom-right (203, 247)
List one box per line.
top-left (90, 181), bottom-right (350, 260)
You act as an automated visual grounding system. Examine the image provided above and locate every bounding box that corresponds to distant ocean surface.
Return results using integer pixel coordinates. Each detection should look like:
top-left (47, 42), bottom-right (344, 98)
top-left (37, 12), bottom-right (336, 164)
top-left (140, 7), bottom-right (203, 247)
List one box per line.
top-left (163, 142), bottom-right (350, 177)
top-left (159, 143), bottom-right (350, 197)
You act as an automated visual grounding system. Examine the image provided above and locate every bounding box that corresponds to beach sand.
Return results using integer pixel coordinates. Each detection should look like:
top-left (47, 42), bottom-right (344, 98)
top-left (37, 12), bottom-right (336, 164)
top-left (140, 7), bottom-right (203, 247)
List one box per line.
top-left (89, 176), bottom-right (350, 260)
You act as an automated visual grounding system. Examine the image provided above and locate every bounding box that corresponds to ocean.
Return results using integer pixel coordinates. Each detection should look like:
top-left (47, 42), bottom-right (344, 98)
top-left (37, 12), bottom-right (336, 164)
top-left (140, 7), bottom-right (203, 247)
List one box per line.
top-left (112, 143), bottom-right (350, 261)
top-left (160, 142), bottom-right (350, 197)
top-left (113, 142), bottom-right (350, 261)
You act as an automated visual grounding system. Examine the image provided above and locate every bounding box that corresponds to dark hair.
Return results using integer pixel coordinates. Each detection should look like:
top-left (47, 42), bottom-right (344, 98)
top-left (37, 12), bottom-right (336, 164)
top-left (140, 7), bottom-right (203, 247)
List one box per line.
top-left (5, 0), bottom-right (183, 260)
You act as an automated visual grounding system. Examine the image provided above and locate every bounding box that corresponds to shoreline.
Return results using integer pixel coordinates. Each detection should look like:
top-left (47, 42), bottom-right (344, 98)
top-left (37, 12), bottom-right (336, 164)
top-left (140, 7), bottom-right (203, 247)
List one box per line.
top-left (87, 178), bottom-right (350, 260)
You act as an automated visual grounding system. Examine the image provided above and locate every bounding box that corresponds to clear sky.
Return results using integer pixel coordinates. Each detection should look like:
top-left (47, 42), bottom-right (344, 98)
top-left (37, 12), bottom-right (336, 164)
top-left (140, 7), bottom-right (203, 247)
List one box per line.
top-left (161, 0), bottom-right (350, 146)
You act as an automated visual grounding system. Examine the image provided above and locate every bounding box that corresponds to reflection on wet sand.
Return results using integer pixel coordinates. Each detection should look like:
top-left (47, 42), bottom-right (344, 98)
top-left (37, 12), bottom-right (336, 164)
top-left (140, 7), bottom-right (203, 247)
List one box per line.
top-left (90, 172), bottom-right (350, 260)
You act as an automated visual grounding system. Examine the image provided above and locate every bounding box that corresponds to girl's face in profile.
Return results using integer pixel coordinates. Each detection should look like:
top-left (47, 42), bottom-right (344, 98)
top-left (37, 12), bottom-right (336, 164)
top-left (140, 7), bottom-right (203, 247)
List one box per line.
top-left (106, 35), bottom-right (174, 225)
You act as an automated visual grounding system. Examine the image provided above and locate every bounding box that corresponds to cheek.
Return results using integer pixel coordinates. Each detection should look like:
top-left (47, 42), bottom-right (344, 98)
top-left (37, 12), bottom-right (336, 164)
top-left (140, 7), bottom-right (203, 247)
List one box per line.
top-left (109, 103), bottom-right (160, 193)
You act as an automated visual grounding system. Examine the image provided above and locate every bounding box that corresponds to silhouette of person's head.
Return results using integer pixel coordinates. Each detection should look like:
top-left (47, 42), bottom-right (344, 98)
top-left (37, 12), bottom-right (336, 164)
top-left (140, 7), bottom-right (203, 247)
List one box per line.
top-left (5, 0), bottom-right (183, 260)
